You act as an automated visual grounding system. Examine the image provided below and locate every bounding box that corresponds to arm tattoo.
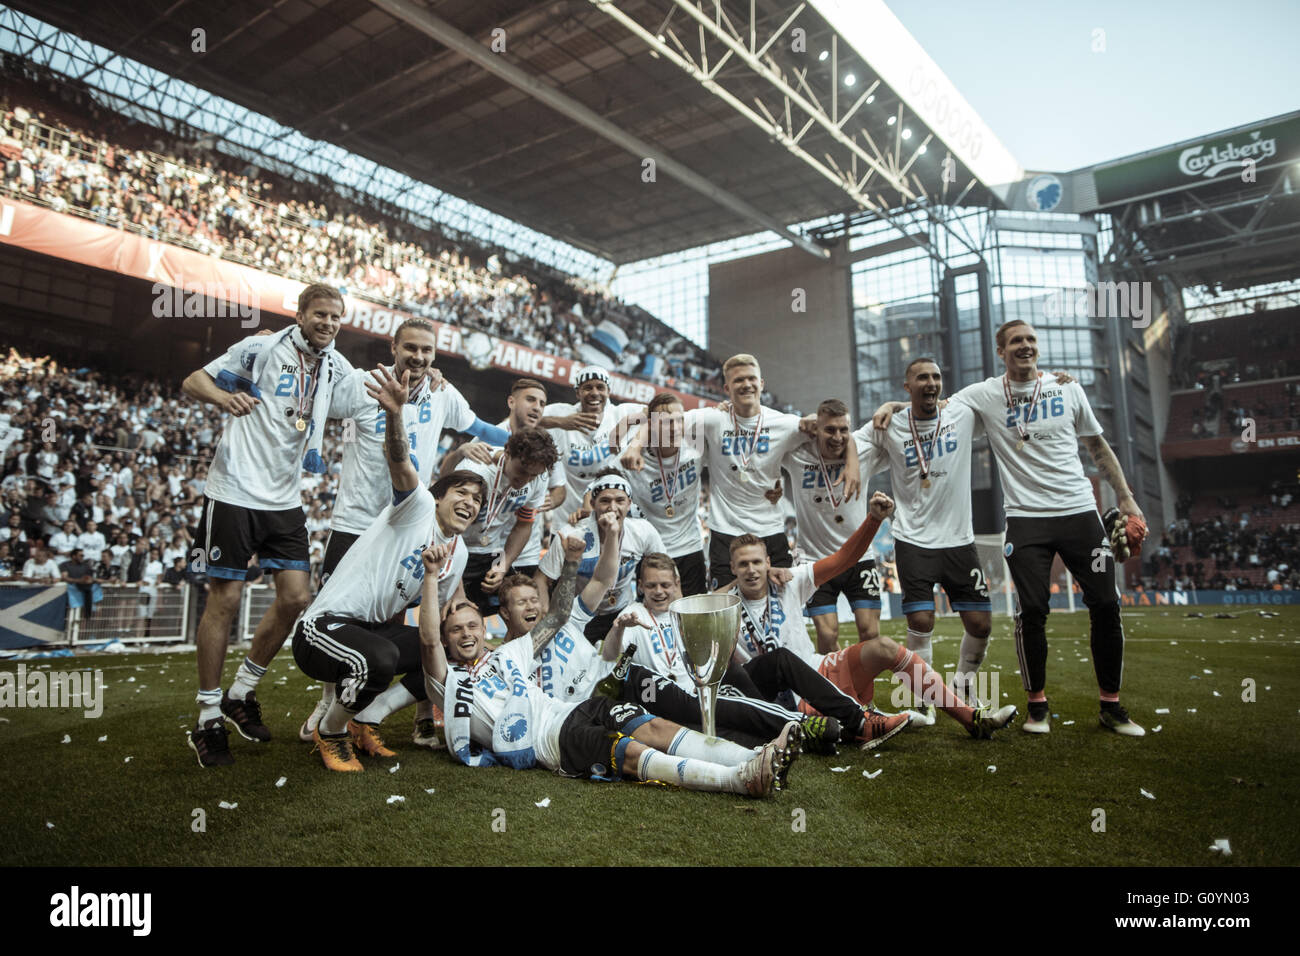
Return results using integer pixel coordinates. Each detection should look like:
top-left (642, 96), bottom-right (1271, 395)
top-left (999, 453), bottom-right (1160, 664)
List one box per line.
top-left (1082, 435), bottom-right (1130, 497)
top-left (385, 408), bottom-right (408, 464)
top-left (532, 558), bottom-right (579, 653)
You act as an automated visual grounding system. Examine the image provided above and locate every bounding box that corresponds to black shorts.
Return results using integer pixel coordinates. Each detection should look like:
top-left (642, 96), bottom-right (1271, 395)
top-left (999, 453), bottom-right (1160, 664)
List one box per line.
top-left (1004, 511), bottom-right (1117, 616)
top-left (672, 549), bottom-right (708, 596)
top-left (557, 696), bottom-right (655, 778)
top-left (583, 609), bottom-right (619, 645)
top-left (321, 530), bottom-right (360, 582)
top-left (196, 496), bottom-right (307, 582)
top-left (804, 559), bottom-right (881, 616)
top-left (291, 615), bottom-right (419, 712)
top-left (708, 530), bottom-right (792, 589)
top-left (461, 551), bottom-right (501, 614)
top-left (895, 539), bottom-right (992, 614)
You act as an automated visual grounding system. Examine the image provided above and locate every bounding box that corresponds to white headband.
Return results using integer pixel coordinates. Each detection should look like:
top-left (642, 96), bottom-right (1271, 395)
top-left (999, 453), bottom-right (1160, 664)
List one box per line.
top-left (587, 474), bottom-right (631, 498)
top-left (576, 365), bottom-right (611, 386)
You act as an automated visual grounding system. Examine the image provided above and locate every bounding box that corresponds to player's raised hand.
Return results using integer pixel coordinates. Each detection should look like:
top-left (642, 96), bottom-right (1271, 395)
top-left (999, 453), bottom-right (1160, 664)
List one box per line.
top-left (422, 542), bottom-right (453, 572)
top-left (459, 441), bottom-right (495, 465)
top-left (766, 566), bottom-right (794, 588)
top-left (365, 364), bottom-right (409, 414)
top-left (223, 392), bottom-right (259, 417)
top-left (597, 511), bottom-right (619, 537)
top-left (613, 610), bottom-right (653, 631)
top-left (481, 563), bottom-right (504, 593)
top-left (427, 367), bottom-right (446, 392)
top-left (1052, 370), bottom-right (1075, 385)
top-left (868, 491), bottom-right (895, 519)
top-left (764, 482), bottom-right (782, 505)
top-left (798, 414), bottom-right (817, 435)
top-left (561, 534), bottom-right (587, 561)
top-left (620, 445), bottom-right (645, 471)
top-left (567, 506), bottom-right (591, 525)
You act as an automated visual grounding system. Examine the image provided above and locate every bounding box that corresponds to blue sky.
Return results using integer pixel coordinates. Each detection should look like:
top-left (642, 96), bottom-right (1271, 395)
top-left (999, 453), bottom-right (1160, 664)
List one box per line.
top-left (884, 0), bottom-right (1300, 171)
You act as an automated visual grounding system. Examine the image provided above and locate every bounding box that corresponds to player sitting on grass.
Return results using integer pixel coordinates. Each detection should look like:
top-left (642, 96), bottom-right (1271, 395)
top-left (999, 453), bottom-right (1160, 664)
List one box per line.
top-left (417, 538), bottom-right (798, 797)
top-left (498, 516), bottom-right (822, 757)
top-left (727, 491), bottom-right (1019, 741)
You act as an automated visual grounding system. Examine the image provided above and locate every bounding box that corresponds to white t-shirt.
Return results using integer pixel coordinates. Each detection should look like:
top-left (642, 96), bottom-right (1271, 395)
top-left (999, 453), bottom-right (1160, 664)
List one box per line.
top-left (618, 445), bottom-right (703, 558)
top-left (23, 557), bottom-right (62, 582)
top-left (499, 416), bottom-right (564, 567)
top-left (77, 531), bottom-right (107, 564)
top-left (687, 405), bottom-right (805, 536)
top-left (949, 376), bottom-right (1103, 518)
top-left (201, 332), bottom-right (353, 511)
top-left (538, 514), bottom-right (665, 614)
top-left (532, 597), bottom-right (615, 702)
top-left (547, 401), bottom-right (637, 525)
top-left (329, 369), bottom-right (476, 535)
top-left (619, 601), bottom-right (693, 693)
top-left (458, 459), bottom-right (547, 556)
top-left (48, 530), bottom-right (78, 556)
top-left (425, 638), bottom-right (577, 771)
top-left (305, 484), bottom-right (466, 623)
top-left (781, 438), bottom-right (877, 561)
top-left (732, 562), bottom-right (820, 668)
top-left (857, 401), bottom-right (982, 549)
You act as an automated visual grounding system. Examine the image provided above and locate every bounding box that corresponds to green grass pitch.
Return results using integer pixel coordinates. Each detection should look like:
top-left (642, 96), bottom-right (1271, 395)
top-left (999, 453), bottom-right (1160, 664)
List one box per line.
top-left (3, 605), bottom-right (1297, 867)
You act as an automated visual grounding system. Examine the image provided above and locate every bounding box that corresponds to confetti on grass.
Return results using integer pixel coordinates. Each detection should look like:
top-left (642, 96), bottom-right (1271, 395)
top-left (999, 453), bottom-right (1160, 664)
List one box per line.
top-left (218, 801), bottom-right (237, 810)
top-left (386, 795), bottom-right (405, 806)
top-left (830, 766), bottom-right (851, 773)
top-left (1209, 839), bottom-right (1232, 856)
top-left (275, 776), bottom-right (287, 788)
top-left (1140, 788), bottom-right (1156, 800)
top-left (862, 769), bottom-right (882, 780)
top-left (534, 797), bottom-right (551, 808)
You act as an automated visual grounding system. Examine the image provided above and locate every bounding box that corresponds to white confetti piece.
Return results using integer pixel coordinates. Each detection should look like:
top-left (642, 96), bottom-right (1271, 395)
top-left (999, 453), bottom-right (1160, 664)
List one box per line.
top-left (1152, 725), bottom-right (1162, 733)
top-left (1140, 788), bottom-right (1156, 800)
top-left (1170, 641), bottom-right (1177, 645)
top-left (1062, 720), bottom-right (1075, 726)
top-left (0, 717), bottom-right (9, 722)
top-left (424, 788), bottom-right (436, 795)
top-left (388, 762), bottom-right (400, 774)
top-left (123, 756), bottom-right (132, 763)
top-left (126, 676), bottom-right (135, 682)
top-left (386, 795), bottom-right (405, 805)
top-left (61, 734), bottom-right (71, 744)
top-left (873, 753), bottom-right (881, 758)
top-left (1155, 708), bottom-right (1170, 714)
top-left (1209, 839), bottom-right (1232, 856)
top-left (1266, 686), bottom-right (1272, 691)
top-left (1212, 691), bottom-right (1221, 697)
top-left (862, 769), bottom-right (882, 779)
top-left (46, 822), bottom-right (54, 829)
top-left (275, 776), bottom-right (287, 788)
top-left (97, 735), bottom-right (107, 742)
top-left (305, 684), bottom-right (321, 690)
top-left (534, 797), bottom-right (551, 808)
top-left (218, 800), bottom-right (237, 810)
top-left (1203, 668), bottom-right (1213, 674)
top-left (986, 765), bottom-right (997, 773)
top-left (1187, 708), bottom-right (1197, 713)
top-left (830, 766), bottom-right (851, 773)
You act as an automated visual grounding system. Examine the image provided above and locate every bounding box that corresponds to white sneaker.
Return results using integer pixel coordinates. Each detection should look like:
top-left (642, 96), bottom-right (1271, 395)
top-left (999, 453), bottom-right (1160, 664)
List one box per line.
top-left (738, 744), bottom-right (780, 798)
top-left (1099, 705), bottom-right (1146, 737)
top-left (298, 696), bottom-right (329, 742)
top-left (969, 704), bottom-right (1018, 739)
top-left (1022, 703), bottom-right (1051, 734)
top-left (908, 704), bottom-right (936, 727)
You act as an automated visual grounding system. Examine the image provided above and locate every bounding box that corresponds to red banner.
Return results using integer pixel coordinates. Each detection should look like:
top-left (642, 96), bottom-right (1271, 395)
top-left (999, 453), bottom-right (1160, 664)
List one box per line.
top-left (1161, 431), bottom-right (1300, 460)
top-left (0, 199), bottom-right (712, 409)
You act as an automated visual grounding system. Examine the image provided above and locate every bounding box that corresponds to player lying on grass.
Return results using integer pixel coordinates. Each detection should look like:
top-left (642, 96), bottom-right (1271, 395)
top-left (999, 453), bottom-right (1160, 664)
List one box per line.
top-left (417, 541), bottom-right (799, 796)
top-left (726, 491), bottom-right (1019, 741)
top-left (496, 515), bottom-right (832, 754)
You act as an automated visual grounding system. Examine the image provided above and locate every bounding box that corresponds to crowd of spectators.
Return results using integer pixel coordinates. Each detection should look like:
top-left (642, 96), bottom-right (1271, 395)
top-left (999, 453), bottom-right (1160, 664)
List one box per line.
top-left (1142, 485), bottom-right (1300, 591)
top-left (0, 56), bottom-right (737, 402)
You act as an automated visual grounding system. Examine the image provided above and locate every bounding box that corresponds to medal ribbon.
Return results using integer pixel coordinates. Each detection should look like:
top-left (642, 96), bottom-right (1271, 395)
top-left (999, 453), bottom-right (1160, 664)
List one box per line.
top-left (478, 462), bottom-right (514, 535)
top-left (293, 347), bottom-right (322, 425)
top-left (907, 408), bottom-right (942, 483)
top-left (1003, 372), bottom-right (1043, 443)
top-left (650, 611), bottom-right (678, 670)
top-left (654, 448), bottom-right (682, 508)
top-left (813, 444), bottom-right (843, 509)
top-left (736, 584), bottom-right (778, 655)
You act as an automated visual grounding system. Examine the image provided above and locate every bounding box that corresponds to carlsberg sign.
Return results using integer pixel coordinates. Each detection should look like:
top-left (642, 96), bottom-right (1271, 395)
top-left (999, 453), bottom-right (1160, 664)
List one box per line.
top-left (1178, 130), bottom-right (1278, 180)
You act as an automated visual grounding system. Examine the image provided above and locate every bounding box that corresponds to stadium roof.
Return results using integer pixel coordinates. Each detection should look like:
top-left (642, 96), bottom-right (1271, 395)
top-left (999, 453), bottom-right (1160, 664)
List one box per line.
top-left (9, 0), bottom-right (1022, 265)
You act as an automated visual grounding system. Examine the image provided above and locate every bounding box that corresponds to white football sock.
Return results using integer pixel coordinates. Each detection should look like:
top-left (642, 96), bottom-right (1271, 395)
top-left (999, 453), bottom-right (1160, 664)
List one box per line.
top-left (905, 628), bottom-right (933, 706)
top-left (319, 683), bottom-right (336, 706)
top-left (319, 700), bottom-right (352, 736)
top-left (196, 688), bottom-right (222, 724)
top-left (957, 631), bottom-right (989, 700)
top-left (354, 684), bottom-right (416, 725)
top-left (227, 657), bottom-right (267, 701)
top-left (666, 727), bottom-right (755, 765)
top-left (636, 748), bottom-right (739, 794)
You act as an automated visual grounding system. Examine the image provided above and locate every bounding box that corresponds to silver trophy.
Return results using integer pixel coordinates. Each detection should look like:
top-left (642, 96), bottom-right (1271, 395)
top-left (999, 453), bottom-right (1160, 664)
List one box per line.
top-left (669, 593), bottom-right (741, 739)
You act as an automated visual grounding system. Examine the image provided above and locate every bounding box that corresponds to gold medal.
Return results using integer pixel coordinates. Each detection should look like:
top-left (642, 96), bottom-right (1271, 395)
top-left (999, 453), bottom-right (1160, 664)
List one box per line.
top-left (665, 505), bottom-right (675, 518)
top-left (1016, 440), bottom-right (1025, 451)
top-left (295, 419), bottom-right (307, 432)
top-left (922, 478), bottom-right (931, 489)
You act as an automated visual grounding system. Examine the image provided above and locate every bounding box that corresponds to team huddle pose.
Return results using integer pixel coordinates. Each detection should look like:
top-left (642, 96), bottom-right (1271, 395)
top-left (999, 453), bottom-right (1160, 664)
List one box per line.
top-left (180, 283), bottom-right (1148, 799)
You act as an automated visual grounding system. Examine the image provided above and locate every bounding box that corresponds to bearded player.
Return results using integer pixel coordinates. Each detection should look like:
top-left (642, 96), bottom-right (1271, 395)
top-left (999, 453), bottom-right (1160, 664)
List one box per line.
top-left (182, 283), bottom-right (354, 767)
top-left (874, 321), bottom-right (1147, 736)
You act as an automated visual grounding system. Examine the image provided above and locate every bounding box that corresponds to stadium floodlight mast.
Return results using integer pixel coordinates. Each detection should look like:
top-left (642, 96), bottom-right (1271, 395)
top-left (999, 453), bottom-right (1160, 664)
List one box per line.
top-left (368, 0), bottom-right (829, 261)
